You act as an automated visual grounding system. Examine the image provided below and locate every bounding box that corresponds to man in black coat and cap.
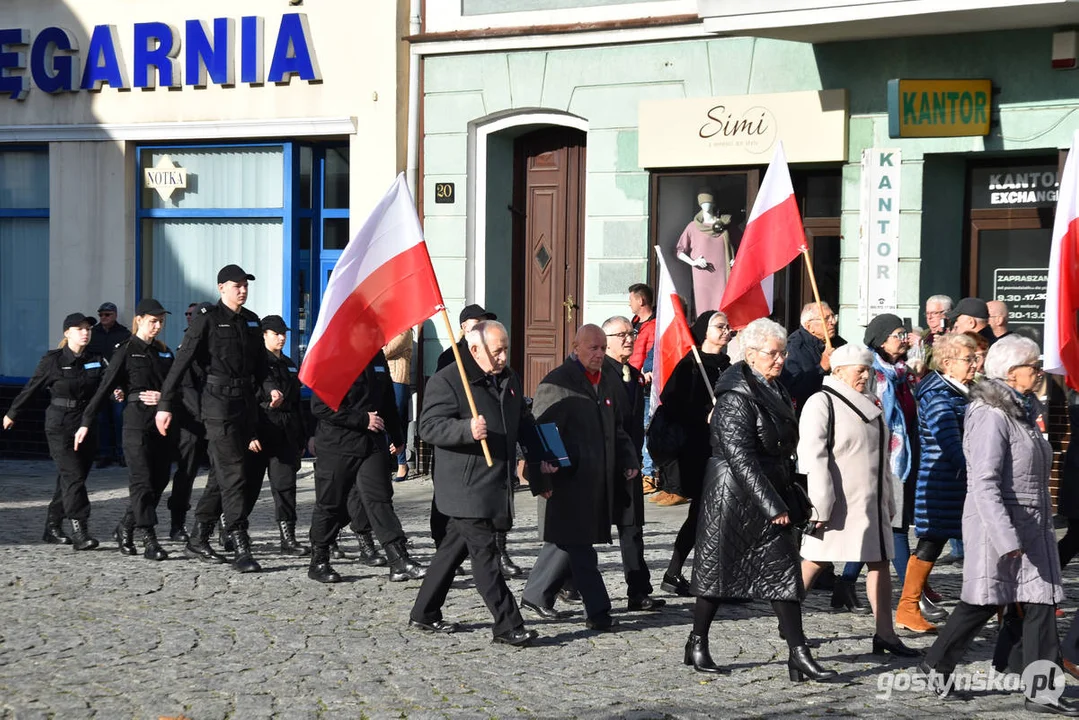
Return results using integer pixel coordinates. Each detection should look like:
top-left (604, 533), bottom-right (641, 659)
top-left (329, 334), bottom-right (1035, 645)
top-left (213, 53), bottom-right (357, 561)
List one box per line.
top-left (780, 301), bottom-right (846, 415)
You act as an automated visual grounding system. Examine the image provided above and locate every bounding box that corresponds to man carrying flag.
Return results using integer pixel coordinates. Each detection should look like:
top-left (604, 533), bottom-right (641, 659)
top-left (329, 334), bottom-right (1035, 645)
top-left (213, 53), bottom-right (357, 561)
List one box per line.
top-left (300, 174), bottom-right (444, 584)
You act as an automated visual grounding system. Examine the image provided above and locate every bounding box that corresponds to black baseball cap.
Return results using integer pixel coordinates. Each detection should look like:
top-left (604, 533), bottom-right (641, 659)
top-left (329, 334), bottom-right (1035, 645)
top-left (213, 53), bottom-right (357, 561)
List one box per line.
top-left (217, 264), bottom-right (256, 284)
top-left (97, 302), bottom-right (117, 313)
top-left (63, 312), bottom-right (97, 330)
top-left (262, 315), bottom-right (290, 334)
top-left (135, 298), bottom-right (171, 316)
top-left (459, 304), bottom-right (496, 325)
top-left (947, 297), bottom-right (989, 321)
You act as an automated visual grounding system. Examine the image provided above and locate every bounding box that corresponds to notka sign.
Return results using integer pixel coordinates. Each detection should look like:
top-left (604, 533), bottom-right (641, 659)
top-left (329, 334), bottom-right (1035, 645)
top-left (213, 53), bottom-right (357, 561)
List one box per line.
top-left (886, 79), bottom-right (992, 138)
top-left (0, 13), bottom-right (321, 101)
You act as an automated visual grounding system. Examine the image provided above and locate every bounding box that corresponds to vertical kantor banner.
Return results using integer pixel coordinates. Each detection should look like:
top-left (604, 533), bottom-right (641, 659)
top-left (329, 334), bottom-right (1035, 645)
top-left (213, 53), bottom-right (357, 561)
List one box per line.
top-left (858, 148), bottom-right (902, 324)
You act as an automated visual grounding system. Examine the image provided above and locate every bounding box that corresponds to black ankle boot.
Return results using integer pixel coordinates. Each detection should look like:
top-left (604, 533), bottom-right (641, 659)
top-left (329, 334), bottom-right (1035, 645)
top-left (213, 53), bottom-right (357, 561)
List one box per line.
top-left (660, 572), bottom-right (692, 597)
top-left (69, 519), bottom-right (98, 551)
top-left (229, 529), bottom-right (261, 573)
top-left (114, 523), bottom-right (138, 556)
top-left (43, 521), bottom-right (72, 545)
top-left (831, 579), bottom-right (871, 615)
top-left (683, 633), bottom-right (730, 674)
top-left (184, 521), bottom-right (228, 563)
top-left (219, 516), bottom-right (235, 552)
top-left (169, 512), bottom-right (189, 543)
top-left (308, 546), bottom-right (341, 583)
top-left (788, 645), bottom-right (838, 682)
top-left (384, 539), bottom-right (426, 582)
top-left (278, 521), bottom-right (309, 557)
top-left (354, 531), bottom-right (387, 567)
top-left (496, 531), bottom-right (522, 578)
top-left (140, 528), bottom-right (168, 561)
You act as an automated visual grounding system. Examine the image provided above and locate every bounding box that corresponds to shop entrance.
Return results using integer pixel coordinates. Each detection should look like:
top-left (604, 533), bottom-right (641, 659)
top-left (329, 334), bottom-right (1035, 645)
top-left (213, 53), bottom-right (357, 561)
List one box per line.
top-left (510, 127), bottom-right (586, 396)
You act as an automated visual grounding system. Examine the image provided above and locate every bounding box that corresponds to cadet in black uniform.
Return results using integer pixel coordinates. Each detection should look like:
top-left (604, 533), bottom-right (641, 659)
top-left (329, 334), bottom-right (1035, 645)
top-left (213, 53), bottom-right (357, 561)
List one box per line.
top-left (76, 299), bottom-right (176, 561)
top-left (244, 315), bottom-right (309, 556)
top-left (156, 264), bottom-right (281, 574)
top-left (307, 351), bottom-right (424, 583)
top-left (3, 312), bottom-right (106, 549)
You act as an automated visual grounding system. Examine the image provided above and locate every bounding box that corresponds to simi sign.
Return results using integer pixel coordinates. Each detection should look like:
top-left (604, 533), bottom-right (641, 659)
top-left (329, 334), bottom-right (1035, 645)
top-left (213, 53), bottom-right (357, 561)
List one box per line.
top-left (0, 13), bottom-right (321, 101)
top-left (887, 79), bottom-right (992, 138)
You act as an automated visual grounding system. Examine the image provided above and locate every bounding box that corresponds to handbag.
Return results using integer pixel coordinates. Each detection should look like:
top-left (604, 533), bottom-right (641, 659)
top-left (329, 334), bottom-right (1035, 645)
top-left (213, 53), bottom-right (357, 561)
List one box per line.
top-left (790, 392), bottom-right (835, 534)
top-left (645, 403), bottom-right (685, 465)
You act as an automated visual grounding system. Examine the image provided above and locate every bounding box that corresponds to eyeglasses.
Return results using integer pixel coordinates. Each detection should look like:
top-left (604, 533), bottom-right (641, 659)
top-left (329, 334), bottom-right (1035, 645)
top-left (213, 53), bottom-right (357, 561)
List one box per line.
top-left (888, 331), bottom-right (908, 341)
top-left (926, 310), bottom-right (947, 317)
top-left (713, 324), bottom-right (731, 333)
top-left (752, 347), bottom-right (789, 361)
top-left (606, 331), bottom-right (638, 340)
top-left (184, 311), bottom-right (193, 317)
top-left (809, 315), bottom-right (837, 324)
top-left (952, 355), bottom-right (977, 365)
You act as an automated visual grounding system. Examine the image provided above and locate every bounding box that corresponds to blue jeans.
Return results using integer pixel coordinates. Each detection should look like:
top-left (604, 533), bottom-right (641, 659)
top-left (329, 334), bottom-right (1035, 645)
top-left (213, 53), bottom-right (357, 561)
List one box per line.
top-left (641, 394), bottom-right (654, 477)
top-left (841, 529), bottom-right (911, 586)
top-left (96, 400), bottom-right (124, 460)
top-left (391, 382), bottom-right (409, 466)
top-left (948, 538), bottom-right (964, 559)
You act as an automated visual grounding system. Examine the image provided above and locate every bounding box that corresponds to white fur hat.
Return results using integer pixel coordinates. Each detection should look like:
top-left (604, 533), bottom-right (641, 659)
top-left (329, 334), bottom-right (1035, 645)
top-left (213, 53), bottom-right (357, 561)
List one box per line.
top-left (830, 343), bottom-right (875, 369)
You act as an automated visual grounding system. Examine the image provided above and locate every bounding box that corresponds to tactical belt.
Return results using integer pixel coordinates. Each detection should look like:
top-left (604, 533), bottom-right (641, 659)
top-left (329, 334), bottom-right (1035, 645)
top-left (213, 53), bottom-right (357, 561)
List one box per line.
top-left (51, 398), bottom-right (79, 409)
top-left (205, 374), bottom-right (247, 388)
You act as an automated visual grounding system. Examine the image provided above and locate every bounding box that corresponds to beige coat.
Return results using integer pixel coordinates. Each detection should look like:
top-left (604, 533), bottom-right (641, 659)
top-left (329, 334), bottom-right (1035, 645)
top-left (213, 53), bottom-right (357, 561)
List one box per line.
top-left (797, 376), bottom-right (896, 563)
top-left (383, 329), bottom-right (413, 385)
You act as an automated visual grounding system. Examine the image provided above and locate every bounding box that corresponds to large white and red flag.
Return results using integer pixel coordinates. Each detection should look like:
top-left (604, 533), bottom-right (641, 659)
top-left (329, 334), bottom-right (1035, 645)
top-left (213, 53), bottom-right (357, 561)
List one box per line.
top-left (649, 249), bottom-right (696, 415)
top-left (1044, 130), bottom-right (1079, 387)
top-left (719, 141), bottom-right (807, 329)
top-left (300, 173), bottom-right (443, 410)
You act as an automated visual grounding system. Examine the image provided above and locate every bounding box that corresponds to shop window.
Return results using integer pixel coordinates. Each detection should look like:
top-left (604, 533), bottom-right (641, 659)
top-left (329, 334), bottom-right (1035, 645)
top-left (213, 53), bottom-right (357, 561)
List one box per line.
top-left (0, 149), bottom-right (49, 379)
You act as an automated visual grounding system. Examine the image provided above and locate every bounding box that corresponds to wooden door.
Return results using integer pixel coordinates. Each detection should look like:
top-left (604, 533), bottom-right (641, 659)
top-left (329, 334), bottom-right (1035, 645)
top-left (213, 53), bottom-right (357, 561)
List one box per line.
top-left (512, 128), bottom-right (586, 396)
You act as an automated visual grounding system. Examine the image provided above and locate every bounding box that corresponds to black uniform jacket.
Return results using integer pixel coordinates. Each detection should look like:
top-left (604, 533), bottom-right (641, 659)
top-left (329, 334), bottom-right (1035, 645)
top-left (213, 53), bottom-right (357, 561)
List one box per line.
top-left (420, 348), bottom-right (536, 520)
top-left (311, 350), bottom-right (402, 457)
top-left (81, 336), bottom-right (175, 433)
top-left (604, 355), bottom-right (648, 527)
top-left (158, 301), bottom-right (271, 429)
top-left (6, 347), bottom-right (107, 435)
top-left (257, 350), bottom-right (307, 451)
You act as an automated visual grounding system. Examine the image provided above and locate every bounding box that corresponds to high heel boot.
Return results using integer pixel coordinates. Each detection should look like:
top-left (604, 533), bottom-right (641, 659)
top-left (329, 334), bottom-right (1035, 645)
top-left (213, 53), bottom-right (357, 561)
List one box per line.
top-left (830, 578), bottom-right (871, 615)
top-left (683, 633), bottom-right (729, 674)
top-left (787, 646), bottom-right (838, 682)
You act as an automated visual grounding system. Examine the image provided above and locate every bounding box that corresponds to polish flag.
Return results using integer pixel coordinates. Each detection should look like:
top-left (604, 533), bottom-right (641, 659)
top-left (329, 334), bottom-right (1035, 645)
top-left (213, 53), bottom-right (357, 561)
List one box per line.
top-left (649, 249), bottom-right (696, 416)
top-left (1044, 130), bottom-right (1079, 387)
top-left (720, 142), bottom-right (807, 329)
top-left (300, 173), bottom-right (444, 410)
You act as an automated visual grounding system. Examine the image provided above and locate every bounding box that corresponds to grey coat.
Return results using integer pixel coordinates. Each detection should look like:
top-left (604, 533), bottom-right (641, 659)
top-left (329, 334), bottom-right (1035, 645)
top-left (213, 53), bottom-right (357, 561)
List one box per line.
top-left (960, 379), bottom-right (1063, 606)
top-left (529, 356), bottom-right (639, 546)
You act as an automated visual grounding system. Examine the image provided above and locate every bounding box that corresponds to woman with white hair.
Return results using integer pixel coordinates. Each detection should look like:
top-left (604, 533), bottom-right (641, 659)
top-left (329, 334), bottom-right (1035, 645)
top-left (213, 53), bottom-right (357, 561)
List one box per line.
top-left (685, 318), bottom-right (837, 682)
top-left (798, 343), bottom-right (918, 657)
top-left (919, 336), bottom-right (1069, 713)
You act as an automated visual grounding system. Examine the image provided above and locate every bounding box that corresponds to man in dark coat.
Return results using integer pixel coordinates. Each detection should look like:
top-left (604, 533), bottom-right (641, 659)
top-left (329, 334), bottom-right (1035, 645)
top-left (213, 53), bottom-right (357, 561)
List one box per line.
top-left (522, 325), bottom-right (640, 631)
top-left (410, 321), bottom-right (553, 646)
top-left (780, 301), bottom-right (846, 415)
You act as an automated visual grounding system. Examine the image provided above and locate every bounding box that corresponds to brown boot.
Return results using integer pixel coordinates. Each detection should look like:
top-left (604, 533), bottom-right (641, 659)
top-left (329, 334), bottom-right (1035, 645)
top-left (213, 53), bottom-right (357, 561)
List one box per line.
top-left (656, 493), bottom-right (689, 507)
top-left (642, 475), bottom-right (657, 495)
top-left (895, 557), bottom-right (938, 634)
top-left (648, 491), bottom-right (671, 504)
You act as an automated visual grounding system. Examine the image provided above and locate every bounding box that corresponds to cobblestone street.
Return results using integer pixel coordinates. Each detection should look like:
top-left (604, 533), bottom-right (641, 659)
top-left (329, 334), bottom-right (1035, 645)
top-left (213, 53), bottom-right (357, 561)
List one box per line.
top-left (1, 458), bottom-right (1077, 719)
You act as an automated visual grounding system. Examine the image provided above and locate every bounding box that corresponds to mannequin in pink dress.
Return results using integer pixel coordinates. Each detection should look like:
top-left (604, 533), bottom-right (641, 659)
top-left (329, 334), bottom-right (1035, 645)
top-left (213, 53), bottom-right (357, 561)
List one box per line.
top-left (676, 190), bottom-right (733, 319)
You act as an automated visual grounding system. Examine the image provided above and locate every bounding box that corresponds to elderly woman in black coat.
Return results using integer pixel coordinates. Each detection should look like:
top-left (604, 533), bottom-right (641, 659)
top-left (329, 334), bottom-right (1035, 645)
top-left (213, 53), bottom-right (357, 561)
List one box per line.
top-left (686, 318), bottom-right (837, 682)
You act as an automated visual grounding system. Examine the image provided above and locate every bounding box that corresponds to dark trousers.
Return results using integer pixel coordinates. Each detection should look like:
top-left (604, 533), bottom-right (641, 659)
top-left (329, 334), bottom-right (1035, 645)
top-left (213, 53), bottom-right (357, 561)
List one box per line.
top-left (245, 443), bottom-right (300, 522)
top-left (617, 523), bottom-right (652, 599)
top-left (913, 536), bottom-right (948, 562)
top-left (411, 517), bottom-right (524, 636)
top-left (1062, 608), bottom-right (1079, 664)
top-left (45, 428), bottom-right (95, 523)
top-left (346, 483), bottom-right (373, 535)
top-left (925, 601), bottom-right (1060, 675)
top-left (193, 419), bottom-right (260, 531)
top-left (1059, 518), bottom-right (1079, 569)
top-left (309, 449), bottom-right (404, 548)
top-left (96, 400), bottom-right (124, 460)
top-left (432, 491), bottom-right (511, 546)
top-left (121, 427), bottom-right (173, 529)
top-left (524, 542), bottom-right (612, 621)
top-left (168, 423), bottom-right (208, 521)
top-left (392, 382), bottom-right (409, 466)
top-left (667, 499), bottom-right (700, 578)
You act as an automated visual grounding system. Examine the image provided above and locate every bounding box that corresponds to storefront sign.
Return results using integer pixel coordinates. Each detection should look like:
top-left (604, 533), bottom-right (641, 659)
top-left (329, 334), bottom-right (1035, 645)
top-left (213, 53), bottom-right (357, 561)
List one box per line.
top-left (858, 148), bottom-right (901, 324)
top-left (0, 13), bottom-right (321, 100)
top-left (887, 79), bottom-right (992, 138)
top-left (144, 155), bottom-right (188, 201)
top-left (993, 268), bottom-right (1048, 325)
top-left (971, 165), bottom-right (1059, 209)
top-left (637, 89), bottom-right (848, 167)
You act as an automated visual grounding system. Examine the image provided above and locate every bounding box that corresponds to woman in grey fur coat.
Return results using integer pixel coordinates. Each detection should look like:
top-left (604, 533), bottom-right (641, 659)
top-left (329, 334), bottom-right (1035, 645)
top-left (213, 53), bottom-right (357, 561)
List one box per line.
top-left (919, 335), bottom-right (1069, 714)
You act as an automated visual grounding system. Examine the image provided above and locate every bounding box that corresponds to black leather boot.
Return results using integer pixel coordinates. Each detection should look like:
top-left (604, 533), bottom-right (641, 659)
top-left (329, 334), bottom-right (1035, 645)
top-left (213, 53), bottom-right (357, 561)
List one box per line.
top-left (354, 530), bottom-right (387, 567)
top-left (278, 521), bottom-right (309, 557)
top-left (308, 545), bottom-right (341, 583)
top-left (184, 521), bottom-right (228, 563)
top-left (660, 572), bottom-right (692, 597)
top-left (683, 633), bottom-right (730, 674)
top-left (169, 511), bottom-right (189, 543)
top-left (788, 645), bottom-right (838, 682)
top-left (69, 519), bottom-right (98, 551)
top-left (229, 530), bottom-right (261, 573)
top-left (140, 528), bottom-right (168, 561)
top-left (385, 539), bottom-right (426, 582)
top-left (114, 523), bottom-right (138, 556)
top-left (43, 521), bottom-right (72, 545)
top-left (219, 516), bottom-right (235, 552)
top-left (496, 531), bottom-right (522, 578)
top-left (830, 579), bottom-right (872, 615)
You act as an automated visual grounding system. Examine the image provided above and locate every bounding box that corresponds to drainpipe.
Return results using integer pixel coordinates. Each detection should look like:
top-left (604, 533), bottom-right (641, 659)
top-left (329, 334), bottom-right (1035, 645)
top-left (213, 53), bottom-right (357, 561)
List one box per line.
top-left (406, 0), bottom-right (421, 195)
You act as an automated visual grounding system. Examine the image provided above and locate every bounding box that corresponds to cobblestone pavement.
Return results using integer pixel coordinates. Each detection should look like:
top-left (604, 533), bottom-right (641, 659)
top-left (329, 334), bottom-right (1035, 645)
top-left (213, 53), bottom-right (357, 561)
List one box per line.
top-left (2, 458), bottom-right (1078, 719)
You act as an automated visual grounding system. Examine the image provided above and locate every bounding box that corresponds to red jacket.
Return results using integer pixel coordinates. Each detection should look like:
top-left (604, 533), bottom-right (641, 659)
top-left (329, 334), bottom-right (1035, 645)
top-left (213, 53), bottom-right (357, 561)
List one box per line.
top-left (629, 314), bottom-right (655, 372)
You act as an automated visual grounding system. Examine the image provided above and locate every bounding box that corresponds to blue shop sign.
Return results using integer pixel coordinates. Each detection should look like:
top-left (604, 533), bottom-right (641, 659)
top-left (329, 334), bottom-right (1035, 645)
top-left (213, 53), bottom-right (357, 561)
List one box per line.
top-left (0, 12), bottom-right (321, 100)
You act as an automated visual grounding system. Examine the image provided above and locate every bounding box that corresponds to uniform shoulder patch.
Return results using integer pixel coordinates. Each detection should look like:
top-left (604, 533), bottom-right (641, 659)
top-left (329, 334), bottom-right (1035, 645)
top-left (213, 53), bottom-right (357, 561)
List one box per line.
top-left (199, 306), bottom-right (209, 314)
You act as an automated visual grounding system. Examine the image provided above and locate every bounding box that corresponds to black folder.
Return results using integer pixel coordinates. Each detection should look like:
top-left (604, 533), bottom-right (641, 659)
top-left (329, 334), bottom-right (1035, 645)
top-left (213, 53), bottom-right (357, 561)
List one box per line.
top-left (520, 422), bottom-right (571, 468)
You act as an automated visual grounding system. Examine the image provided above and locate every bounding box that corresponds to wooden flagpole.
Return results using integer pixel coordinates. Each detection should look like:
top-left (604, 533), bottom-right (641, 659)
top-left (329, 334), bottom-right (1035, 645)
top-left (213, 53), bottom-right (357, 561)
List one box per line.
top-left (801, 247), bottom-right (833, 352)
top-left (440, 308), bottom-right (494, 467)
top-left (690, 345), bottom-right (717, 406)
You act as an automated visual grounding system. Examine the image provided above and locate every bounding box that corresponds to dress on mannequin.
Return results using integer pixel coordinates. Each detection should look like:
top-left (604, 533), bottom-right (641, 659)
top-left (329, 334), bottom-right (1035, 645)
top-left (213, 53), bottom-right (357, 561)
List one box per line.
top-left (676, 191), bottom-right (732, 318)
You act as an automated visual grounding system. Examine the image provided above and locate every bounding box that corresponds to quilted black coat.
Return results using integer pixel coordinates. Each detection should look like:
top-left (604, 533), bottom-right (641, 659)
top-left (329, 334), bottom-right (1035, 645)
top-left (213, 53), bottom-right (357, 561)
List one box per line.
top-left (690, 362), bottom-right (805, 602)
